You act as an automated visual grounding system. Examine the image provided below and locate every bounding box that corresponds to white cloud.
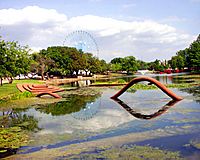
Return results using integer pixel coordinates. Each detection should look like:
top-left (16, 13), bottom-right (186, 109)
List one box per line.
top-left (0, 6), bottom-right (67, 25)
top-left (0, 6), bottom-right (195, 62)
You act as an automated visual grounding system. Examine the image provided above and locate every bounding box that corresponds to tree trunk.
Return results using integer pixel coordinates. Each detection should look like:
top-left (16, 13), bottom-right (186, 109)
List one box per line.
top-left (46, 72), bottom-right (50, 80)
top-left (85, 71), bottom-right (88, 76)
top-left (41, 74), bottom-right (44, 81)
top-left (8, 77), bottom-right (13, 84)
top-left (41, 63), bottom-right (45, 80)
top-left (0, 77), bottom-right (2, 86)
top-left (76, 70), bottom-right (79, 76)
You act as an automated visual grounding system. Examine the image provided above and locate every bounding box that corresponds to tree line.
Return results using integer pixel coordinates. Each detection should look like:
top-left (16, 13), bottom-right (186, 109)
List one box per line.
top-left (168, 34), bottom-right (200, 71)
top-left (0, 34), bottom-right (199, 85)
top-left (109, 34), bottom-right (200, 73)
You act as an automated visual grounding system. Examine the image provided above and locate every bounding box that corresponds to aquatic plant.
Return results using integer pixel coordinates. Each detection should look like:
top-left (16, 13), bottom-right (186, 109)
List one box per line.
top-left (190, 138), bottom-right (200, 149)
top-left (66, 145), bottom-right (183, 160)
top-left (0, 91), bottom-right (34, 104)
top-left (0, 127), bottom-right (28, 153)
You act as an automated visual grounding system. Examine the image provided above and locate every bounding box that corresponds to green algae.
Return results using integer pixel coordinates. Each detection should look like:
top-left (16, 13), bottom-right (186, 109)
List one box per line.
top-left (61, 87), bottom-right (102, 97)
top-left (190, 138), bottom-right (200, 149)
top-left (0, 127), bottom-right (28, 152)
top-left (173, 118), bottom-right (200, 124)
top-left (66, 145), bottom-right (183, 160)
top-left (0, 97), bottom-right (62, 110)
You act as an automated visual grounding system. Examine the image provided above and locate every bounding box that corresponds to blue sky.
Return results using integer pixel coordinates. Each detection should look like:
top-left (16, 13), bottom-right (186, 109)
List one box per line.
top-left (0, 0), bottom-right (199, 61)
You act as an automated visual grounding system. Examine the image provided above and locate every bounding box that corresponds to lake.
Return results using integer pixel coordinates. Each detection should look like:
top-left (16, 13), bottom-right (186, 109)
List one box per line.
top-left (1, 73), bottom-right (200, 159)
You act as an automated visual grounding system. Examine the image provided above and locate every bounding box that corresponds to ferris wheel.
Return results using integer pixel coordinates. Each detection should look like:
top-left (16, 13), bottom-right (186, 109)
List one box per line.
top-left (63, 30), bottom-right (99, 57)
top-left (71, 98), bottom-right (101, 121)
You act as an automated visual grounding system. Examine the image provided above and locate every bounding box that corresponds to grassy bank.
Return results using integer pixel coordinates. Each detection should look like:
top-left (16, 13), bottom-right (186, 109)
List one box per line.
top-left (0, 79), bottom-right (44, 102)
top-left (0, 79), bottom-right (44, 97)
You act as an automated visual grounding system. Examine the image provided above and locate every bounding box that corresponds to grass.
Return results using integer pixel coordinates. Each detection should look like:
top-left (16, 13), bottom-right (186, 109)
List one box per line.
top-left (0, 79), bottom-right (44, 97)
top-left (0, 79), bottom-right (44, 103)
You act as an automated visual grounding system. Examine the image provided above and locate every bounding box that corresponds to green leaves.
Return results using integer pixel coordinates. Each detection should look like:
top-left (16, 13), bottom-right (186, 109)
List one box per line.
top-left (110, 56), bottom-right (138, 74)
top-left (0, 126), bottom-right (28, 150)
top-left (0, 37), bottom-right (31, 85)
top-left (169, 34), bottom-right (200, 71)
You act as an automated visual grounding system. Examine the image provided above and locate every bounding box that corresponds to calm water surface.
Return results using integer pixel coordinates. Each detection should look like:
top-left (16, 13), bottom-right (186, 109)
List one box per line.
top-left (0, 74), bottom-right (200, 159)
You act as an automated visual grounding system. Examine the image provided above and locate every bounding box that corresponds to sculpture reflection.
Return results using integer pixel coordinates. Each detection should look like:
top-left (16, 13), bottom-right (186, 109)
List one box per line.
top-left (112, 98), bottom-right (179, 120)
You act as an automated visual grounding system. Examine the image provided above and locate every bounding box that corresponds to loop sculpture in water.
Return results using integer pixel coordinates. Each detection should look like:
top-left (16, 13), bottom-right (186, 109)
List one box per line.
top-left (112, 98), bottom-right (179, 120)
top-left (111, 76), bottom-right (183, 101)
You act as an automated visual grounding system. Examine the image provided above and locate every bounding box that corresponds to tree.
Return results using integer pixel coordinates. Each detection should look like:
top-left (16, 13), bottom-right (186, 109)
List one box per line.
top-left (168, 34), bottom-right (200, 71)
top-left (148, 59), bottom-right (164, 71)
top-left (137, 60), bottom-right (148, 70)
top-left (67, 48), bottom-right (86, 75)
top-left (110, 63), bottom-right (122, 72)
top-left (0, 37), bottom-right (31, 85)
top-left (187, 35), bottom-right (200, 70)
top-left (45, 46), bottom-right (72, 76)
top-left (122, 56), bottom-right (138, 74)
top-left (31, 51), bottom-right (54, 80)
top-left (0, 38), bottom-right (7, 85)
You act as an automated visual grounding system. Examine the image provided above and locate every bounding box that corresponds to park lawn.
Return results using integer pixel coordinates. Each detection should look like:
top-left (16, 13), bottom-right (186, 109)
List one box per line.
top-left (0, 79), bottom-right (44, 98)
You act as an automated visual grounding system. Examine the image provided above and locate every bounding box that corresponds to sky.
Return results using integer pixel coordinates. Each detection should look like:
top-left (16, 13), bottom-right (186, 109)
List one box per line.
top-left (0, 0), bottom-right (199, 62)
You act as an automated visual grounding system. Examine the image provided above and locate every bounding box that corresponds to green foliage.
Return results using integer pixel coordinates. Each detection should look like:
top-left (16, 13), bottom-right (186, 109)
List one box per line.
top-left (137, 60), bottom-right (149, 70)
top-left (0, 127), bottom-right (28, 151)
top-left (169, 34), bottom-right (200, 71)
top-left (36, 46), bottom-right (107, 76)
top-left (110, 56), bottom-right (138, 74)
top-left (31, 51), bottom-right (55, 80)
top-left (122, 56), bottom-right (138, 74)
top-left (11, 91), bottom-right (34, 100)
top-left (148, 59), bottom-right (165, 71)
top-left (0, 37), bottom-right (31, 85)
top-left (0, 79), bottom-right (42, 104)
top-left (117, 79), bottom-right (126, 84)
top-left (0, 91), bottom-right (34, 104)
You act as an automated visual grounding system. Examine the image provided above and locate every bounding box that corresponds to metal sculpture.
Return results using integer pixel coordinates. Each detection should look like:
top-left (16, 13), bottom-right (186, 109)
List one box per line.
top-left (16, 84), bottom-right (64, 98)
top-left (112, 98), bottom-right (179, 120)
top-left (111, 76), bottom-right (183, 101)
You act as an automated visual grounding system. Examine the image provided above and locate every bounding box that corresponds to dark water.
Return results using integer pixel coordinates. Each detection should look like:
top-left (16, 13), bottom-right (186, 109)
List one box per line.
top-left (0, 74), bottom-right (200, 159)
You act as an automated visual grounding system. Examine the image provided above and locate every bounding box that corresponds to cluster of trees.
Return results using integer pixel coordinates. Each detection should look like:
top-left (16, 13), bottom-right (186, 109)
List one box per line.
top-left (110, 35), bottom-right (200, 73)
top-left (0, 34), bottom-right (199, 85)
top-left (110, 56), bottom-right (138, 74)
top-left (168, 35), bottom-right (200, 70)
top-left (110, 57), bottom-right (168, 73)
top-left (0, 37), bottom-right (108, 85)
top-left (31, 46), bottom-right (108, 80)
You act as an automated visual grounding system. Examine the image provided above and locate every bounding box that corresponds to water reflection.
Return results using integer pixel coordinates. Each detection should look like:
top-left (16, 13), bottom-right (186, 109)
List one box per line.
top-left (181, 86), bottom-right (200, 103)
top-left (0, 108), bottom-right (40, 132)
top-left (112, 98), bottom-right (180, 120)
top-left (71, 99), bottom-right (101, 120)
top-left (36, 94), bottom-right (100, 116)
